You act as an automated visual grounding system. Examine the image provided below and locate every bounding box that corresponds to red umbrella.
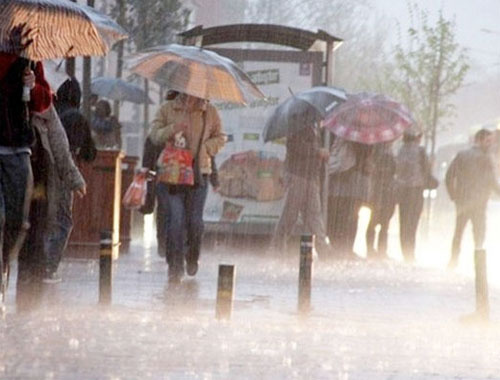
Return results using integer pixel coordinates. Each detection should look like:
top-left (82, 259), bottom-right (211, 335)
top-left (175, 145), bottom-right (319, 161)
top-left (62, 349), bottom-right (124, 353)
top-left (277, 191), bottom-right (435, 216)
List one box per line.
top-left (322, 92), bottom-right (414, 144)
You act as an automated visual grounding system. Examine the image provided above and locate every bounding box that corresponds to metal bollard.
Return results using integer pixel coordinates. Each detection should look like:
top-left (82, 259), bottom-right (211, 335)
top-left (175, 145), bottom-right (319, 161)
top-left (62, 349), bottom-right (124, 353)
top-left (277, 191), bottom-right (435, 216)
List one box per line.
top-left (216, 264), bottom-right (235, 320)
top-left (99, 230), bottom-right (113, 305)
top-left (474, 249), bottom-right (489, 320)
top-left (298, 234), bottom-right (314, 315)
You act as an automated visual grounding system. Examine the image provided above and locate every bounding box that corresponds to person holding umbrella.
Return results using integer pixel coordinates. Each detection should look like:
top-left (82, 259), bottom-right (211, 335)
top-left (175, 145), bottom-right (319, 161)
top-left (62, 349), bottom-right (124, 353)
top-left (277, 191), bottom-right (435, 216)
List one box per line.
top-left (270, 110), bottom-right (331, 256)
top-left (0, 0), bottom-right (126, 309)
top-left (328, 139), bottom-right (374, 259)
top-left (149, 92), bottom-right (225, 283)
top-left (0, 27), bottom-right (52, 308)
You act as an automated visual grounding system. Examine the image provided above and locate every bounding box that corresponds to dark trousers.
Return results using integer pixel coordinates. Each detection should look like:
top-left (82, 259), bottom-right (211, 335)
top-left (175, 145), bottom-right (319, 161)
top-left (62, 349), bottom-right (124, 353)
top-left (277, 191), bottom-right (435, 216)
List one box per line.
top-left (45, 191), bottom-right (74, 274)
top-left (18, 198), bottom-right (47, 281)
top-left (0, 153), bottom-right (33, 294)
top-left (156, 181), bottom-right (208, 275)
top-left (327, 196), bottom-right (362, 256)
top-left (272, 175), bottom-right (327, 252)
top-left (398, 187), bottom-right (424, 261)
top-left (451, 204), bottom-right (486, 261)
top-left (156, 197), bottom-right (168, 257)
top-left (366, 201), bottom-right (396, 257)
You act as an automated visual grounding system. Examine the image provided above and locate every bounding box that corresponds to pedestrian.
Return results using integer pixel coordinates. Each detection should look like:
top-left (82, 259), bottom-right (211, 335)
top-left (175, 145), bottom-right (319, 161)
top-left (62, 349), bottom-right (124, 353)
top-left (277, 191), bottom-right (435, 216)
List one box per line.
top-left (0, 28), bottom-right (53, 309)
top-left (327, 139), bottom-right (373, 259)
top-left (270, 113), bottom-right (331, 256)
top-left (91, 99), bottom-right (122, 150)
top-left (445, 129), bottom-right (500, 269)
top-left (39, 77), bottom-right (95, 283)
top-left (18, 105), bottom-right (86, 286)
top-left (365, 143), bottom-right (397, 259)
top-left (141, 90), bottom-right (221, 258)
top-left (395, 126), bottom-right (435, 262)
top-left (149, 92), bottom-right (225, 283)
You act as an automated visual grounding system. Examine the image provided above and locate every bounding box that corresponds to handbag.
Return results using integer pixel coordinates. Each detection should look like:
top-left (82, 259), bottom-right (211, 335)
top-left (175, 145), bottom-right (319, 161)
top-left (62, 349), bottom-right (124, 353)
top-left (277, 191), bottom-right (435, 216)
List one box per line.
top-left (123, 171), bottom-right (148, 209)
top-left (192, 110), bottom-right (208, 187)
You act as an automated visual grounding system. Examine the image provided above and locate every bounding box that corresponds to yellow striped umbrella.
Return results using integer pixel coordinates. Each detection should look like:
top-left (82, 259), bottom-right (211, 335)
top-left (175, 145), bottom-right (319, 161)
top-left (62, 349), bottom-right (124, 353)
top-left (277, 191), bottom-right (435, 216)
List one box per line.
top-left (129, 44), bottom-right (265, 105)
top-left (0, 0), bottom-right (127, 61)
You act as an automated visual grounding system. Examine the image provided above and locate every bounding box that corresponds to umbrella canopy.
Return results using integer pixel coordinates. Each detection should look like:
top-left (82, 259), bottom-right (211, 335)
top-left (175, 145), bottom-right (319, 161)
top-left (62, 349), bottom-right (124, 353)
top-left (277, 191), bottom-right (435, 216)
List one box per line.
top-left (91, 77), bottom-right (153, 104)
top-left (263, 86), bottom-right (346, 142)
top-left (0, 0), bottom-right (127, 61)
top-left (322, 92), bottom-right (414, 145)
top-left (129, 44), bottom-right (265, 104)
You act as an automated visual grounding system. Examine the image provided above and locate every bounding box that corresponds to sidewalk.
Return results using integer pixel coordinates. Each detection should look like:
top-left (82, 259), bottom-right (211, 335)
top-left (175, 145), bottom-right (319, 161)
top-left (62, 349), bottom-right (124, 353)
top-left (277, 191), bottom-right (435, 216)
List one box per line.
top-left (2, 235), bottom-right (500, 379)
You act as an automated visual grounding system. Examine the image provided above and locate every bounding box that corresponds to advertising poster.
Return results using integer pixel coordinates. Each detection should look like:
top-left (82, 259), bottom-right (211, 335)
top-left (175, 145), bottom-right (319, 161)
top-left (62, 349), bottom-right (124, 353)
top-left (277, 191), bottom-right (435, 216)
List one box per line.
top-left (204, 57), bottom-right (319, 234)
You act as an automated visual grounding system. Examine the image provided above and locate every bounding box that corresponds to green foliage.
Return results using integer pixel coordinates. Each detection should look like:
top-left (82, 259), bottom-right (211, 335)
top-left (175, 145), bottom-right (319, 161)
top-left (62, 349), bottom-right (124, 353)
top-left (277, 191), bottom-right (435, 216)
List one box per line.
top-left (378, 3), bottom-right (469, 156)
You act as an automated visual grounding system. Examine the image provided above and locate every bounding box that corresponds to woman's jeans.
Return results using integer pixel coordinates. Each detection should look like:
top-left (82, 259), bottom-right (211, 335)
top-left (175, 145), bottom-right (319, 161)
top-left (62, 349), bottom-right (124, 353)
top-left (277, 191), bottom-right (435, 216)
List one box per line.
top-left (156, 181), bottom-right (208, 275)
top-left (0, 153), bottom-right (33, 293)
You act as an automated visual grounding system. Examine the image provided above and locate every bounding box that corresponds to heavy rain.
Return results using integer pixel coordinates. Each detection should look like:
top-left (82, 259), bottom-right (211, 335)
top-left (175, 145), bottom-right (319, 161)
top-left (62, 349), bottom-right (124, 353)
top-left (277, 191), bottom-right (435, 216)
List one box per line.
top-left (1, 0), bottom-right (500, 379)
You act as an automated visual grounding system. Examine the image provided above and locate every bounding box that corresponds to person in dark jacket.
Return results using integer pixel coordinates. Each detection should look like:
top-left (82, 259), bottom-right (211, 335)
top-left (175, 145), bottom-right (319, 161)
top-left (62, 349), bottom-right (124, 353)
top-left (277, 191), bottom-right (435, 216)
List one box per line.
top-left (271, 118), bottom-right (331, 256)
top-left (0, 46), bottom-right (52, 308)
top-left (445, 129), bottom-right (500, 269)
top-left (55, 78), bottom-right (97, 162)
top-left (365, 143), bottom-right (396, 259)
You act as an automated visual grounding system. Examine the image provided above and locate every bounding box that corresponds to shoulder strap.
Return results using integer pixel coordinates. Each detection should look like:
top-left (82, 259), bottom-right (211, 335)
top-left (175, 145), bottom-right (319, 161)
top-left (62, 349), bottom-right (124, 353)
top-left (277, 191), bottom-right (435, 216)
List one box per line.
top-left (419, 147), bottom-right (428, 174)
top-left (195, 109), bottom-right (207, 160)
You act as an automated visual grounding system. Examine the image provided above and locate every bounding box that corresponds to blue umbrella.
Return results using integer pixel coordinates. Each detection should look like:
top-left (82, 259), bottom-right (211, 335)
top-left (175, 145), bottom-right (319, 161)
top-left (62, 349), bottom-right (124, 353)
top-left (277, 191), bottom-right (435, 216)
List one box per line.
top-left (263, 86), bottom-right (346, 142)
top-left (91, 77), bottom-right (153, 104)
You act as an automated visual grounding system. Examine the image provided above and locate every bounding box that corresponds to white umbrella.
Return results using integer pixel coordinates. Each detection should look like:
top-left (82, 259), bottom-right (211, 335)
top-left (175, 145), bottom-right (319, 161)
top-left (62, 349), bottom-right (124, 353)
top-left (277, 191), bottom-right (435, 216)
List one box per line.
top-left (129, 44), bottom-right (265, 105)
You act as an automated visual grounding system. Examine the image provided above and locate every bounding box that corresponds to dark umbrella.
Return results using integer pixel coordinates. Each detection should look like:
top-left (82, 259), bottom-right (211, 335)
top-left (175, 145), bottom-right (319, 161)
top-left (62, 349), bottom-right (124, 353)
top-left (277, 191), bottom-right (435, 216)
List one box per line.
top-left (263, 86), bottom-right (346, 142)
top-left (322, 92), bottom-right (414, 144)
top-left (91, 77), bottom-right (153, 104)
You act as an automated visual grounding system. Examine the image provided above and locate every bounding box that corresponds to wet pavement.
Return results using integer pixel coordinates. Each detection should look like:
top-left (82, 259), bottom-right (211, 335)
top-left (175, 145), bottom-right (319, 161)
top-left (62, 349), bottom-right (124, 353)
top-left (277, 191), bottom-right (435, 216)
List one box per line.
top-left (2, 213), bottom-right (500, 379)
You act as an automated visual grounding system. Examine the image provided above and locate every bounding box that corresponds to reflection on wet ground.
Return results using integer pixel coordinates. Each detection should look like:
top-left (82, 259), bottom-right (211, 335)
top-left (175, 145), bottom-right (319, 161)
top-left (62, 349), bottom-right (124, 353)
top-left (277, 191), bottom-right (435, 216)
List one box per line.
top-left (2, 212), bottom-right (500, 378)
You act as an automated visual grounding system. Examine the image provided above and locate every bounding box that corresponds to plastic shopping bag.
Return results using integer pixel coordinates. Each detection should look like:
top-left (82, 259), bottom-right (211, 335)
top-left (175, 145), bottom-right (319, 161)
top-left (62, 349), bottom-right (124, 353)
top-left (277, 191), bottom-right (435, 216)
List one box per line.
top-left (122, 171), bottom-right (148, 209)
top-left (156, 145), bottom-right (195, 186)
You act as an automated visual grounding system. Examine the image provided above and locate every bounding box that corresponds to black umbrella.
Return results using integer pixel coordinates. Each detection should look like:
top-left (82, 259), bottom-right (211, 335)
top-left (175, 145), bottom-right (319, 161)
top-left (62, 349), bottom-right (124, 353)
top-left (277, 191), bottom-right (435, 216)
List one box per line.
top-left (263, 86), bottom-right (346, 142)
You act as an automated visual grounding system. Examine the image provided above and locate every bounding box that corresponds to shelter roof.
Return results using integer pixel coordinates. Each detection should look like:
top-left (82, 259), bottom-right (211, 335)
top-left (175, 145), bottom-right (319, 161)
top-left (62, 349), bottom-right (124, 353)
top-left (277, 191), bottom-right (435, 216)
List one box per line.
top-left (178, 24), bottom-right (342, 50)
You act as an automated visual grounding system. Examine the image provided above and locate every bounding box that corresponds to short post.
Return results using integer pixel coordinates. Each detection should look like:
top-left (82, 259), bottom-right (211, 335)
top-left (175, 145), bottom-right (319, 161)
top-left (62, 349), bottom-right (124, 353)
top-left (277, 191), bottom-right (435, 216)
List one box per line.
top-left (298, 234), bottom-right (314, 315)
top-left (99, 230), bottom-right (113, 305)
top-left (216, 264), bottom-right (235, 320)
top-left (474, 249), bottom-right (489, 320)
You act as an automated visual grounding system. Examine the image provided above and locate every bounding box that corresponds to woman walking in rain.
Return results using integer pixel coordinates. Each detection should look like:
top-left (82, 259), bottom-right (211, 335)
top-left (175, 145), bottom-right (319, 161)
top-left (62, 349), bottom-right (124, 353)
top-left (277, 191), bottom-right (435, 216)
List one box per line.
top-left (365, 143), bottom-right (396, 259)
top-left (395, 127), bottom-right (434, 262)
top-left (149, 92), bottom-right (225, 283)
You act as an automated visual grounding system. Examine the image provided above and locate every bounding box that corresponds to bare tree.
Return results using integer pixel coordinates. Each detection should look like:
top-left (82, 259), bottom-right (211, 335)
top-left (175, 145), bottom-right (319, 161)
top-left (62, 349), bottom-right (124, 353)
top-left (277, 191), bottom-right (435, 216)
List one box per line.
top-left (244, 0), bottom-right (391, 90)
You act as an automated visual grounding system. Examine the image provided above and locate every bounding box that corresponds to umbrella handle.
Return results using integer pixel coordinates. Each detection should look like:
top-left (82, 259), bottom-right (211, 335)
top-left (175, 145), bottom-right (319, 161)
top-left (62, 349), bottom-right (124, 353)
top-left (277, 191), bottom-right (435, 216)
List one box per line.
top-left (22, 60), bottom-right (34, 103)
